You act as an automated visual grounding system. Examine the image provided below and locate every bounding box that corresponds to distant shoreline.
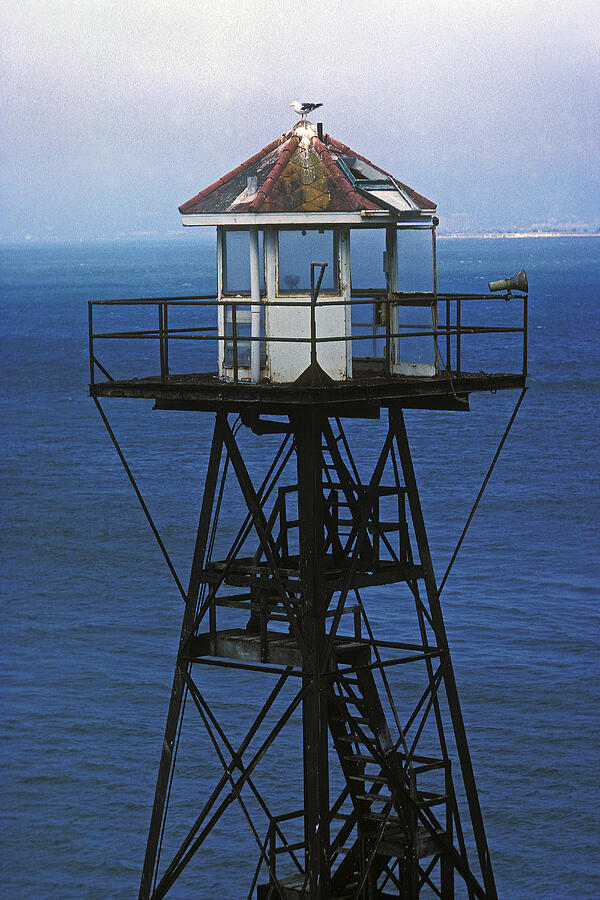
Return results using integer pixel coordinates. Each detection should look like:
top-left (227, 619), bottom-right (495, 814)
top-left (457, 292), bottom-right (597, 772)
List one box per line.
top-left (1, 231), bottom-right (599, 245)
top-left (439, 231), bottom-right (600, 240)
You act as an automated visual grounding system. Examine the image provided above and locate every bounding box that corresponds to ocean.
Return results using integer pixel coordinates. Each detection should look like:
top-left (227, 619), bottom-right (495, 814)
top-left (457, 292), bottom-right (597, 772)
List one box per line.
top-left (1, 235), bottom-right (598, 898)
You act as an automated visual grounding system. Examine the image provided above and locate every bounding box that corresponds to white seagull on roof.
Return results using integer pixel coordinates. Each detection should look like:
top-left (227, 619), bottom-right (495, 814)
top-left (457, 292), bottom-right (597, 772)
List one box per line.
top-left (289, 100), bottom-right (323, 121)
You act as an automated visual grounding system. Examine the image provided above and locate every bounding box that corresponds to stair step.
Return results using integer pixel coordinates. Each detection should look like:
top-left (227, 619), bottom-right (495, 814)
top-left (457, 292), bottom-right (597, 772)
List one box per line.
top-left (349, 773), bottom-right (389, 785)
top-left (344, 753), bottom-right (380, 765)
top-left (364, 812), bottom-right (402, 825)
top-left (335, 734), bottom-right (369, 745)
top-left (338, 695), bottom-right (364, 708)
top-left (330, 716), bottom-right (371, 728)
top-left (355, 792), bottom-right (392, 803)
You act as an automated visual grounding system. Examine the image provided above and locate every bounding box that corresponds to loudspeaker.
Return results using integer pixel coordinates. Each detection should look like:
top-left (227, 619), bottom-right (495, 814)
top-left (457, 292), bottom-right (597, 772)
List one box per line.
top-left (488, 269), bottom-right (528, 293)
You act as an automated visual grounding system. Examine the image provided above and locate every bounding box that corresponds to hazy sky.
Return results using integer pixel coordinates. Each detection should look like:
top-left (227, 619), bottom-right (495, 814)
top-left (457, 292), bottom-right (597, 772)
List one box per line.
top-left (2, 0), bottom-right (599, 238)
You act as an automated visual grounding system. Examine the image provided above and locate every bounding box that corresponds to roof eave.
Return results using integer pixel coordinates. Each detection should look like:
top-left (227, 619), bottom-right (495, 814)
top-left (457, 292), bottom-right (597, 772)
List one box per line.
top-left (181, 210), bottom-right (435, 227)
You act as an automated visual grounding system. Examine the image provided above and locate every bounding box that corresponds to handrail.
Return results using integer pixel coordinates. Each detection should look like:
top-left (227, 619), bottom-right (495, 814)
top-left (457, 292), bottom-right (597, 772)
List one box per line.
top-left (90, 291), bottom-right (519, 307)
top-left (88, 291), bottom-right (527, 386)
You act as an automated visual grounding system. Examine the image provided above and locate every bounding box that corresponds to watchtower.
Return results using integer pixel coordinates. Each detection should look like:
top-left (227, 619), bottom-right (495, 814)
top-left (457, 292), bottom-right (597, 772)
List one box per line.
top-left (89, 117), bottom-right (528, 899)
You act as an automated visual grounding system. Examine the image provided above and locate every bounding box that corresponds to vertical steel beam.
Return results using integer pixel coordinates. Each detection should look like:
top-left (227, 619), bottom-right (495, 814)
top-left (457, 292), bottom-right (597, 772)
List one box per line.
top-left (293, 408), bottom-right (331, 899)
top-left (391, 407), bottom-right (498, 899)
top-left (139, 412), bottom-right (226, 900)
top-left (432, 223), bottom-right (439, 373)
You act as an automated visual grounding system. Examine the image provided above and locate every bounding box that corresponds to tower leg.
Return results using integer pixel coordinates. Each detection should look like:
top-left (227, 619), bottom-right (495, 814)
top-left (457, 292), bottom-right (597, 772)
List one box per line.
top-left (139, 413), bottom-right (225, 900)
top-left (294, 409), bottom-right (331, 899)
top-left (391, 407), bottom-right (497, 899)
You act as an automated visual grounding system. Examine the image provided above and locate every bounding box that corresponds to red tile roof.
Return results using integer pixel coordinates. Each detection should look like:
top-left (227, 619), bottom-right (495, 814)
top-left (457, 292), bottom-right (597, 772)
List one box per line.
top-left (312, 137), bottom-right (379, 211)
top-left (178, 135), bottom-right (284, 215)
top-left (250, 135), bottom-right (300, 211)
top-left (179, 123), bottom-right (436, 216)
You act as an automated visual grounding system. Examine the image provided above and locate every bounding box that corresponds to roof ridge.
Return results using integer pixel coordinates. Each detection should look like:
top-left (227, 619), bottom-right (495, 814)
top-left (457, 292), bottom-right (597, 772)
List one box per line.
top-left (250, 134), bottom-right (301, 211)
top-left (178, 131), bottom-right (291, 214)
top-left (312, 137), bottom-right (379, 211)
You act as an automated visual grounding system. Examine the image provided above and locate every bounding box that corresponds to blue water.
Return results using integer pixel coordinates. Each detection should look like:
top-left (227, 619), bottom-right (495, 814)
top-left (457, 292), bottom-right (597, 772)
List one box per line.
top-left (1, 236), bottom-right (598, 898)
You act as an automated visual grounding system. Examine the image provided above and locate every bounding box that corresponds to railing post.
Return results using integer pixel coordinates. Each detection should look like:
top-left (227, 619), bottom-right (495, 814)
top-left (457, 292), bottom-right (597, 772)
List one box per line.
top-left (163, 302), bottom-right (169, 376)
top-left (385, 298), bottom-right (392, 375)
top-left (231, 302), bottom-right (239, 382)
top-left (259, 575), bottom-right (268, 663)
top-left (523, 294), bottom-right (528, 376)
top-left (385, 224), bottom-right (398, 374)
top-left (432, 222), bottom-right (439, 372)
top-left (309, 261), bottom-right (328, 370)
top-left (446, 299), bottom-right (451, 371)
top-left (372, 298), bottom-right (377, 357)
top-left (88, 301), bottom-right (94, 386)
top-left (456, 298), bottom-right (462, 374)
top-left (310, 266), bottom-right (318, 369)
top-left (209, 587), bottom-right (216, 656)
top-left (158, 303), bottom-right (165, 379)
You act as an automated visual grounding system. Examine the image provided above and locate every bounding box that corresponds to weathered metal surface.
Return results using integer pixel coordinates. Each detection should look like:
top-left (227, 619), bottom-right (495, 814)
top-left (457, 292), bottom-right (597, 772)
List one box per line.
top-left (122, 409), bottom-right (502, 899)
top-left (139, 415), bottom-right (226, 900)
top-left (91, 370), bottom-right (525, 412)
top-left (187, 628), bottom-right (371, 668)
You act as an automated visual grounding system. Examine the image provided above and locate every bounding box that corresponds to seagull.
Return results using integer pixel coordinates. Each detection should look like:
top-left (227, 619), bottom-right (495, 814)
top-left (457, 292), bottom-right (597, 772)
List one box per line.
top-left (289, 101), bottom-right (323, 121)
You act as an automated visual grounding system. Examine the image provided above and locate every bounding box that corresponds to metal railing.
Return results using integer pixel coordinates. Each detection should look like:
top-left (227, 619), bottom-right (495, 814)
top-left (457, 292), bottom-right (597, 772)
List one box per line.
top-left (260, 752), bottom-right (452, 890)
top-left (88, 289), bottom-right (527, 386)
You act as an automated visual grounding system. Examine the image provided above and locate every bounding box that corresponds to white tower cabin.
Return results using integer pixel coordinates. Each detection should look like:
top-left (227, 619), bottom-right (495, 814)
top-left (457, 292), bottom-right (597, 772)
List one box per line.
top-left (179, 121), bottom-right (439, 384)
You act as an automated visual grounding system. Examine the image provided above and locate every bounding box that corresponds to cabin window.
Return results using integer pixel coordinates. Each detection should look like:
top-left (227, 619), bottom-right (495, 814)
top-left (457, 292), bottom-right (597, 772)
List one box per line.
top-left (397, 229), bottom-right (433, 291)
top-left (394, 228), bottom-right (436, 371)
top-left (350, 229), bottom-right (387, 290)
top-left (349, 229), bottom-right (387, 366)
top-left (277, 229), bottom-right (337, 293)
top-left (223, 229), bottom-right (265, 295)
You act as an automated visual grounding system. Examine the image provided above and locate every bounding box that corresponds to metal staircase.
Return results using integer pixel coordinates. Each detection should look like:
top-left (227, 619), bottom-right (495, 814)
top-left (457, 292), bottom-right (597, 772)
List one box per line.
top-left (327, 662), bottom-right (453, 899)
top-left (137, 409), bottom-right (498, 899)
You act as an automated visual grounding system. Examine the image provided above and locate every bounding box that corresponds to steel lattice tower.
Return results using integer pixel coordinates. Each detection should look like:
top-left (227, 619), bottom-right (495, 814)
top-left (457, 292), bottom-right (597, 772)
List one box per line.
top-left (89, 117), bottom-right (528, 898)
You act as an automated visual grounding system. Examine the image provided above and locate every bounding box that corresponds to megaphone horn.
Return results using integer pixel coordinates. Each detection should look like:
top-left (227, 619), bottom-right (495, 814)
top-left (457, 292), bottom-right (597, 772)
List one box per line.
top-left (488, 269), bottom-right (528, 293)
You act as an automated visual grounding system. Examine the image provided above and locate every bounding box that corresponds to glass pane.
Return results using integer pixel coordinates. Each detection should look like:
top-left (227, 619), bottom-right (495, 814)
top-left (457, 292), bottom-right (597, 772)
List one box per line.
top-left (278, 230), bottom-right (336, 293)
top-left (223, 303), bottom-right (266, 369)
top-left (223, 230), bottom-right (264, 294)
top-left (350, 229), bottom-right (387, 363)
top-left (395, 229), bottom-right (435, 368)
top-left (397, 229), bottom-right (432, 292)
top-left (350, 229), bottom-right (386, 290)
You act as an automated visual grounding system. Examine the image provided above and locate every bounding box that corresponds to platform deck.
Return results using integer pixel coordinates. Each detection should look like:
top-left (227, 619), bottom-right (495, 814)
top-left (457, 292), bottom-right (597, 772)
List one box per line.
top-left (90, 370), bottom-right (525, 413)
top-left (186, 628), bottom-right (372, 668)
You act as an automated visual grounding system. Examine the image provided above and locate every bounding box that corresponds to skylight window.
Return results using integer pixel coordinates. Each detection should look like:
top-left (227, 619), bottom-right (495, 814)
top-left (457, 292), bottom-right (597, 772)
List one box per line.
top-left (338, 156), bottom-right (394, 189)
top-left (337, 155), bottom-right (417, 213)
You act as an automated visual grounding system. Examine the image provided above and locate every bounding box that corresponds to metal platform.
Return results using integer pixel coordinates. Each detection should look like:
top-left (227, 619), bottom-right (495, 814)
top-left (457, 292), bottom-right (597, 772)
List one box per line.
top-left (202, 556), bottom-right (423, 593)
top-left (186, 628), bottom-right (372, 668)
top-left (257, 872), bottom-right (413, 899)
top-left (90, 369), bottom-right (525, 413)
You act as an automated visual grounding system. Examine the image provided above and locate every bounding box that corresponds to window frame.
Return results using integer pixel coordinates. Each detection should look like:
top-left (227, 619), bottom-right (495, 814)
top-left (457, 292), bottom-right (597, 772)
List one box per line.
top-left (221, 227), bottom-right (266, 297)
top-left (275, 227), bottom-right (340, 296)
